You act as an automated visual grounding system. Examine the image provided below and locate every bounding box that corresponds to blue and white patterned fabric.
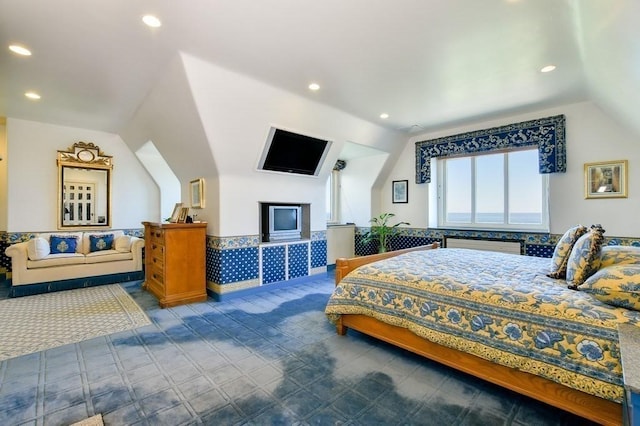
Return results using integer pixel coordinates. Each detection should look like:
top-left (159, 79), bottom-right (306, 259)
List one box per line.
top-left (325, 248), bottom-right (640, 402)
top-left (415, 115), bottom-right (566, 184)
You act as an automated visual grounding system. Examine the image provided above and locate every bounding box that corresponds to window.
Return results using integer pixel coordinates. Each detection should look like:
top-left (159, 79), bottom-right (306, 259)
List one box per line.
top-left (437, 149), bottom-right (549, 231)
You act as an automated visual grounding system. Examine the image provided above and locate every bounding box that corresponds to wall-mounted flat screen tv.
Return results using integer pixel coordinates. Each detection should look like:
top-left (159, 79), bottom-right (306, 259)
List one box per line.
top-left (258, 127), bottom-right (331, 176)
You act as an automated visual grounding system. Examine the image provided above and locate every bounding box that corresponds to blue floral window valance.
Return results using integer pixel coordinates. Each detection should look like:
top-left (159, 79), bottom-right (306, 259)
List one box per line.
top-left (415, 114), bottom-right (566, 183)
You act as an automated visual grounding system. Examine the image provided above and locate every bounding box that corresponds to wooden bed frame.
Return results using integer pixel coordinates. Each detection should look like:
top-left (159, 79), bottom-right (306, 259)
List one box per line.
top-left (333, 243), bottom-right (622, 425)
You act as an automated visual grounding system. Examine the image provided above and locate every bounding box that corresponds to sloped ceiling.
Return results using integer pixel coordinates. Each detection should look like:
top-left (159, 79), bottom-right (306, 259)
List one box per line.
top-left (0, 0), bottom-right (639, 137)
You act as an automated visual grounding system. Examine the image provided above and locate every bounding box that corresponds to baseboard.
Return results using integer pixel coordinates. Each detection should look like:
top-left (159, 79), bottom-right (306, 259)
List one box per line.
top-left (207, 272), bottom-right (332, 302)
top-left (9, 271), bottom-right (145, 297)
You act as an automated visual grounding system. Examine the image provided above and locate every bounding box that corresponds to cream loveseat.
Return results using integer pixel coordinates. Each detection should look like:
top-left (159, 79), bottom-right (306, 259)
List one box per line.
top-left (5, 230), bottom-right (144, 296)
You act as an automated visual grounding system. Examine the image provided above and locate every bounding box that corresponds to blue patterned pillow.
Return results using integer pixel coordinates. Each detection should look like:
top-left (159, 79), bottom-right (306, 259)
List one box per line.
top-left (547, 225), bottom-right (588, 279)
top-left (599, 245), bottom-right (640, 269)
top-left (89, 234), bottom-right (114, 252)
top-left (49, 235), bottom-right (78, 254)
top-left (578, 264), bottom-right (640, 311)
top-left (566, 224), bottom-right (605, 288)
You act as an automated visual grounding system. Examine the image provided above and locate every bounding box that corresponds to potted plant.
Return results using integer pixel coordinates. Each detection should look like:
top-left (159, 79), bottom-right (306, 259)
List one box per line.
top-left (362, 213), bottom-right (410, 253)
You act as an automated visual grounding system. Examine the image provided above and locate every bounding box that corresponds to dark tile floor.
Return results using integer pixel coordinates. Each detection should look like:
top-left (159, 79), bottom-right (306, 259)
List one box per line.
top-left (0, 276), bottom-right (596, 425)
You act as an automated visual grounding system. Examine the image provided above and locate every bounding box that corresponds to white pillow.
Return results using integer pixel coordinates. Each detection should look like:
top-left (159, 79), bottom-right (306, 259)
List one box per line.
top-left (115, 235), bottom-right (133, 253)
top-left (27, 237), bottom-right (51, 260)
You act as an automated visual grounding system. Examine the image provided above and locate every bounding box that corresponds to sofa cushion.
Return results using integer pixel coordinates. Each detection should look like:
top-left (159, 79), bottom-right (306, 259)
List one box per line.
top-left (50, 235), bottom-right (79, 254)
top-left (27, 237), bottom-right (50, 260)
top-left (115, 235), bottom-right (133, 253)
top-left (38, 232), bottom-right (84, 253)
top-left (81, 230), bottom-right (124, 254)
top-left (89, 233), bottom-right (114, 252)
top-left (27, 253), bottom-right (85, 269)
top-left (85, 250), bottom-right (133, 264)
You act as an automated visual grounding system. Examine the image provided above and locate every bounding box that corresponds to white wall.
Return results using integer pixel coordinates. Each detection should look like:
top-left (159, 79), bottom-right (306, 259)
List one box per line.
top-left (381, 101), bottom-right (640, 237)
top-left (0, 119), bottom-right (7, 231)
top-left (183, 54), bottom-right (405, 237)
top-left (340, 154), bottom-right (389, 226)
top-left (6, 118), bottom-right (158, 232)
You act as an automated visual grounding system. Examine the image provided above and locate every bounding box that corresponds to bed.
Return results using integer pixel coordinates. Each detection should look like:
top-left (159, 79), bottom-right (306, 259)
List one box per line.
top-left (325, 242), bottom-right (640, 425)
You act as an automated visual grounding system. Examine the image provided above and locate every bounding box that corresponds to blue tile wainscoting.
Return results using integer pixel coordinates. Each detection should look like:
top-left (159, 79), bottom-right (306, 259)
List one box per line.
top-left (206, 231), bottom-right (327, 301)
top-left (353, 227), bottom-right (640, 258)
top-left (2, 227), bottom-right (638, 300)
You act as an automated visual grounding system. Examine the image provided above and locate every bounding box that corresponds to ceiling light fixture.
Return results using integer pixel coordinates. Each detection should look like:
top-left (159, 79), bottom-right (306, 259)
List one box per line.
top-left (25, 91), bottom-right (41, 100)
top-left (9, 44), bottom-right (32, 56)
top-left (308, 83), bottom-right (320, 91)
top-left (142, 15), bottom-right (162, 28)
top-left (540, 65), bottom-right (556, 73)
top-left (380, 113), bottom-right (389, 119)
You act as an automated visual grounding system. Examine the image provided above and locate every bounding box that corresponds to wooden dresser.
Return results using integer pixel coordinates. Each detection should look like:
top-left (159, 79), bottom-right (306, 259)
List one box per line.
top-left (142, 221), bottom-right (208, 308)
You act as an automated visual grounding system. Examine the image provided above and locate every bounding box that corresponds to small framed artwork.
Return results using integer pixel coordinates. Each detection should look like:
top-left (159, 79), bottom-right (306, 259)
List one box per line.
top-left (190, 178), bottom-right (205, 208)
top-left (585, 160), bottom-right (628, 199)
top-left (177, 207), bottom-right (190, 223)
top-left (392, 180), bottom-right (408, 203)
top-left (169, 203), bottom-right (183, 223)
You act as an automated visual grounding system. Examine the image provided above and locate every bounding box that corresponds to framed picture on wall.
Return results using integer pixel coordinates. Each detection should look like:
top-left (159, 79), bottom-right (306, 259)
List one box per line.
top-left (190, 178), bottom-right (205, 208)
top-left (584, 160), bottom-right (628, 199)
top-left (392, 180), bottom-right (408, 203)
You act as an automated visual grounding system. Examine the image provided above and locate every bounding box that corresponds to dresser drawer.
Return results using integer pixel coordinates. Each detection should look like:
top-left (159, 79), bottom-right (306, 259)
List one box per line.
top-left (149, 228), bottom-right (164, 244)
top-left (148, 253), bottom-right (164, 269)
top-left (147, 265), bottom-right (164, 286)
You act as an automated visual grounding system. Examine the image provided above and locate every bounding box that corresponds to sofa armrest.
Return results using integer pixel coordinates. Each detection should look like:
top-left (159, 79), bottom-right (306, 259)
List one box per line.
top-left (130, 236), bottom-right (145, 270)
top-left (5, 241), bottom-right (30, 284)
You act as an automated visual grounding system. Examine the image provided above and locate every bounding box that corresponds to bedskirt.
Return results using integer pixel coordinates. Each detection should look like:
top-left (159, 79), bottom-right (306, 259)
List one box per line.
top-left (325, 249), bottom-right (640, 402)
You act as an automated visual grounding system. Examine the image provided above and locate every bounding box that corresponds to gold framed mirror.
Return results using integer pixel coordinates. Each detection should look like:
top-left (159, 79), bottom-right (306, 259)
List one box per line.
top-left (57, 141), bottom-right (113, 229)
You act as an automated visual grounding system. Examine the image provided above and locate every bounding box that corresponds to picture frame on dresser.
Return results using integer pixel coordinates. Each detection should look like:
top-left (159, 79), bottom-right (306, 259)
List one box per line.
top-left (177, 207), bottom-right (190, 223)
top-left (169, 203), bottom-right (183, 223)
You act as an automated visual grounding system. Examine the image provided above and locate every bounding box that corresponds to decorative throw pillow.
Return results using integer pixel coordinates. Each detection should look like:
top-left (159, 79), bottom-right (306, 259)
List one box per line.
top-left (27, 237), bottom-right (51, 260)
top-left (578, 264), bottom-right (640, 311)
top-left (115, 235), bottom-right (132, 253)
top-left (547, 225), bottom-right (588, 279)
top-left (566, 224), bottom-right (605, 289)
top-left (599, 245), bottom-right (640, 269)
top-left (49, 235), bottom-right (78, 254)
top-left (89, 233), bottom-right (114, 252)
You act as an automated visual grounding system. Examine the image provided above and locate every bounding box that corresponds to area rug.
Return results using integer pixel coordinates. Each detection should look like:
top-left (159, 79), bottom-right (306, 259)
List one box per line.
top-left (71, 414), bottom-right (104, 426)
top-left (0, 285), bottom-right (150, 362)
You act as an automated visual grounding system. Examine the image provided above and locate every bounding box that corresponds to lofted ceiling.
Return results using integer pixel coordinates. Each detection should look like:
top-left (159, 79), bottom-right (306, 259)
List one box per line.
top-left (0, 0), bottom-right (638, 136)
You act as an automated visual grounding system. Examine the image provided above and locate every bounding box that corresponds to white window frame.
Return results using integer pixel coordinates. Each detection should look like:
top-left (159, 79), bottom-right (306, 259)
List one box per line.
top-left (435, 150), bottom-right (550, 232)
top-left (326, 169), bottom-right (341, 224)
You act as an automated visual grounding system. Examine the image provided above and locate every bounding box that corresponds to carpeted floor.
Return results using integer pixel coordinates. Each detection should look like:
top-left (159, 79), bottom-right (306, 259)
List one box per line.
top-left (0, 284), bottom-right (150, 362)
top-left (0, 276), bottom-right (596, 425)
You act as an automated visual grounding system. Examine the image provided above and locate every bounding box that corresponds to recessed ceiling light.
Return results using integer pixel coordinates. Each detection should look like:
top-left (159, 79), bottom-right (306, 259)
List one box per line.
top-left (380, 113), bottom-right (389, 119)
top-left (540, 65), bottom-right (556, 73)
top-left (9, 44), bottom-right (31, 56)
top-left (25, 91), bottom-right (41, 100)
top-left (308, 83), bottom-right (320, 91)
top-left (142, 15), bottom-right (162, 28)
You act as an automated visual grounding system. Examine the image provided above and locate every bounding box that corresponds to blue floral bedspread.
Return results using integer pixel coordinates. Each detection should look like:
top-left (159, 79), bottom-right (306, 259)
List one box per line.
top-left (325, 248), bottom-right (640, 402)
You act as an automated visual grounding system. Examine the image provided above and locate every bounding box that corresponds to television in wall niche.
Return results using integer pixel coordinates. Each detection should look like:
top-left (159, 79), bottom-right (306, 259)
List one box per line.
top-left (258, 127), bottom-right (331, 176)
top-left (260, 203), bottom-right (303, 242)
